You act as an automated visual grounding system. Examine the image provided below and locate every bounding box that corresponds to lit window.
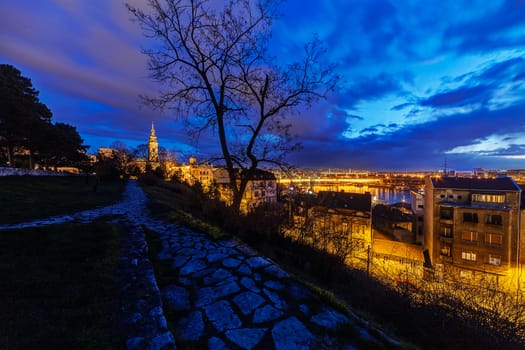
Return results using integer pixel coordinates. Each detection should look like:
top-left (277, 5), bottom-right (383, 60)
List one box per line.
top-left (485, 233), bottom-right (503, 245)
top-left (461, 231), bottom-right (478, 242)
top-left (485, 214), bottom-right (502, 225)
top-left (489, 255), bottom-right (501, 266)
top-left (440, 245), bottom-right (451, 257)
top-left (472, 194), bottom-right (505, 204)
top-left (440, 225), bottom-right (453, 238)
top-left (461, 251), bottom-right (477, 261)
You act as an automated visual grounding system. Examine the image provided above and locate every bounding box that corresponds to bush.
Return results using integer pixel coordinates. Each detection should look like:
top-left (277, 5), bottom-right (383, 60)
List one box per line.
top-left (138, 172), bottom-right (160, 186)
top-left (95, 160), bottom-right (121, 181)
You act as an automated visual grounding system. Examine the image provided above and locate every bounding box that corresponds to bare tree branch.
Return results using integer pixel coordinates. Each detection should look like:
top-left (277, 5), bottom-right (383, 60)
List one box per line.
top-left (128, 0), bottom-right (338, 213)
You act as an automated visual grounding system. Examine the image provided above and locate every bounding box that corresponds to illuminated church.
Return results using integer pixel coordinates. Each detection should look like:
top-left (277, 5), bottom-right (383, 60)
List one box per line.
top-left (147, 121), bottom-right (160, 170)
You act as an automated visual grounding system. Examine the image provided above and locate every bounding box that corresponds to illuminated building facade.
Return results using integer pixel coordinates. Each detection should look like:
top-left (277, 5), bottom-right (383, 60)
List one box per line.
top-left (287, 191), bottom-right (372, 259)
top-left (176, 156), bottom-right (214, 186)
top-left (424, 176), bottom-right (523, 280)
top-left (147, 121), bottom-right (160, 170)
top-left (315, 191), bottom-right (372, 253)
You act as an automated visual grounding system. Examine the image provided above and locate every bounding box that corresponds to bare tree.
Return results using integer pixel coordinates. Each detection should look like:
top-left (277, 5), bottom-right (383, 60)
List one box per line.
top-left (133, 143), bottom-right (149, 159)
top-left (127, 0), bottom-right (337, 213)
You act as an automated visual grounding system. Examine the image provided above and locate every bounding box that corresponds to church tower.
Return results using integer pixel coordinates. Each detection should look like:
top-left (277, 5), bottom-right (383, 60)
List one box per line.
top-left (147, 121), bottom-right (160, 168)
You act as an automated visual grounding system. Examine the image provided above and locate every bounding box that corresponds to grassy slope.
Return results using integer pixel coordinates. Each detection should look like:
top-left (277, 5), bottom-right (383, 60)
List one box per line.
top-left (0, 176), bottom-right (125, 224)
top-left (0, 220), bottom-right (123, 349)
top-left (141, 180), bottom-right (227, 239)
top-left (0, 176), bottom-right (127, 348)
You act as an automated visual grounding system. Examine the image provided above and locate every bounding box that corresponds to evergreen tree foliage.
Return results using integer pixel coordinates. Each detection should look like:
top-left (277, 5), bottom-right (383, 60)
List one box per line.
top-left (0, 64), bottom-right (88, 168)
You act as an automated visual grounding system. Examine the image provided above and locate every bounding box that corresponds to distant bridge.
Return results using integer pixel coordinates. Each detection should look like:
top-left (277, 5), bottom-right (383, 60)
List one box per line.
top-left (277, 177), bottom-right (382, 185)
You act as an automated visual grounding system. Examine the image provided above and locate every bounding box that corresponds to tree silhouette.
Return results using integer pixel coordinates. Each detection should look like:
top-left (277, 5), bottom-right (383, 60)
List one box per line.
top-left (128, 0), bottom-right (337, 213)
top-left (39, 123), bottom-right (88, 169)
top-left (0, 64), bottom-right (52, 168)
top-left (0, 65), bottom-right (90, 170)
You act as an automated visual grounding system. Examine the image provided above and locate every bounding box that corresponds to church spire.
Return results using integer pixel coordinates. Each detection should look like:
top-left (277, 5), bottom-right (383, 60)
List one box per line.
top-left (147, 120), bottom-right (159, 165)
top-left (150, 121), bottom-right (156, 137)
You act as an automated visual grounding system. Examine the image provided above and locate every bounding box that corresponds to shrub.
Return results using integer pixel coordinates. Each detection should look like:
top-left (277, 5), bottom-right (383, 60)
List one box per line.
top-left (138, 172), bottom-right (160, 186)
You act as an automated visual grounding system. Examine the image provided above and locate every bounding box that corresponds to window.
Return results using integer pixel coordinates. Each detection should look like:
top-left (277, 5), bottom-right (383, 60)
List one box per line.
top-left (461, 231), bottom-right (478, 242)
top-left (485, 214), bottom-right (502, 225)
top-left (254, 190), bottom-right (260, 198)
top-left (472, 193), bottom-right (505, 204)
top-left (461, 251), bottom-right (477, 261)
top-left (463, 212), bottom-right (479, 223)
top-left (440, 244), bottom-right (452, 257)
top-left (440, 225), bottom-right (453, 238)
top-left (485, 233), bottom-right (503, 245)
top-left (440, 208), bottom-right (453, 220)
top-left (489, 255), bottom-right (501, 266)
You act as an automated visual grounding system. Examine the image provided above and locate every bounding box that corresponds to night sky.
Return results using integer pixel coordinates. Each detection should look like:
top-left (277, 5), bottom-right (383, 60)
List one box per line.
top-left (1, 1), bottom-right (525, 171)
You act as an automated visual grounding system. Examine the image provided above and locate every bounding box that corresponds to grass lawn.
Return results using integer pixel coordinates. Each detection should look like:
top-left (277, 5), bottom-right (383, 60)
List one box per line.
top-left (0, 220), bottom-right (123, 349)
top-left (140, 181), bottom-right (226, 239)
top-left (0, 176), bottom-right (126, 224)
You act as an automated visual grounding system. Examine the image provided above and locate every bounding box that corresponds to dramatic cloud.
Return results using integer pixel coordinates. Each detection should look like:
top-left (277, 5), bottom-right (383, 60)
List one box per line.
top-left (1, 0), bottom-right (525, 170)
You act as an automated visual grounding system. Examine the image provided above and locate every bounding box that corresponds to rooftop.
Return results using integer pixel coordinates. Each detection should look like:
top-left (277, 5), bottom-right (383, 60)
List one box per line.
top-left (431, 176), bottom-right (520, 192)
top-left (317, 191), bottom-right (371, 212)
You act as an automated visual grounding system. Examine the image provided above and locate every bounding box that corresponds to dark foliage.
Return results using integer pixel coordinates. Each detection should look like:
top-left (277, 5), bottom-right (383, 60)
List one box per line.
top-left (0, 64), bottom-right (88, 168)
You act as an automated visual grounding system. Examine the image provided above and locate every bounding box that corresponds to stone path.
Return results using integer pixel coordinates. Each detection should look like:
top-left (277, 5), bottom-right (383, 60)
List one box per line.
top-left (1, 181), bottom-right (402, 349)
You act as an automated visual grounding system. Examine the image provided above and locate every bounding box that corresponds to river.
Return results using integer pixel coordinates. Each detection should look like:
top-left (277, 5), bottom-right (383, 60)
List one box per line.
top-left (287, 183), bottom-right (412, 205)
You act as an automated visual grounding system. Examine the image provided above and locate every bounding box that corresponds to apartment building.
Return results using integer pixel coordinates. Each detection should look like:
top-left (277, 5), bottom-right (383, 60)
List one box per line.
top-left (424, 175), bottom-right (523, 281)
top-left (286, 191), bottom-right (372, 260)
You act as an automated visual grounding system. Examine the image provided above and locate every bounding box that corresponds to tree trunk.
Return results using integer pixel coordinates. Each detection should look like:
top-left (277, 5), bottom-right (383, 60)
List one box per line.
top-left (6, 140), bottom-right (14, 167)
top-left (232, 191), bottom-right (243, 215)
top-left (28, 148), bottom-right (34, 169)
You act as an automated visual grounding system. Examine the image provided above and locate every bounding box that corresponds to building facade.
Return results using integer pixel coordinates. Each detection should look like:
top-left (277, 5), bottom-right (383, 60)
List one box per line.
top-left (424, 175), bottom-right (523, 282)
top-left (410, 189), bottom-right (425, 245)
top-left (175, 156), bottom-right (214, 187)
top-left (287, 191), bottom-right (372, 261)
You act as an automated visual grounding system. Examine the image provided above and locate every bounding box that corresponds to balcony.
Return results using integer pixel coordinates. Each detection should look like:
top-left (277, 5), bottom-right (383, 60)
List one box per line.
top-left (439, 234), bottom-right (453, 243)
top-left (439, 220), bottom-right (454, 227)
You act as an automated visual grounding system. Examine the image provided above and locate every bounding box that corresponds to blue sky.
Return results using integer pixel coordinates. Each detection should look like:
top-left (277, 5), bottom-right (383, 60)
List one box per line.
top-left (1, 0), bottom-right (525, 171)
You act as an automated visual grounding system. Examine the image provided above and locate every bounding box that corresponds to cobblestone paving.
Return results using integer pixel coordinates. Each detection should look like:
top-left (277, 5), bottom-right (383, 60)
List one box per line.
top-left (1, 181), bottom-right (402, 349)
